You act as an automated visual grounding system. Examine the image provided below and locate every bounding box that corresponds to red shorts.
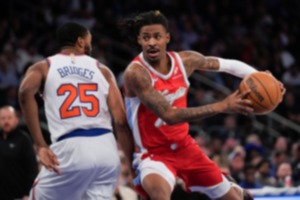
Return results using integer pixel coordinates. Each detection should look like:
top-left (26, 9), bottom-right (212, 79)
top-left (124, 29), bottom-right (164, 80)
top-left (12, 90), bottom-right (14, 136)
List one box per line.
top-left (133, 137), bottom-right (230, 199)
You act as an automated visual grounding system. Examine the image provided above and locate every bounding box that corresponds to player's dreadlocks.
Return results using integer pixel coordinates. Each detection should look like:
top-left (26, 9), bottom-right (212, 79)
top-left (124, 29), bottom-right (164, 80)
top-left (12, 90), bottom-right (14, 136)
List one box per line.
top-left (119, 10), bottom-right (169, 43)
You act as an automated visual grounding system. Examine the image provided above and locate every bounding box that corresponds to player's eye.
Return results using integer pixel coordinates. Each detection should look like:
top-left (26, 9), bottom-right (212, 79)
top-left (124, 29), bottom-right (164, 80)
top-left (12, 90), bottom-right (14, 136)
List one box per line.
top-left (155, 35), bottom-right (161, 40)
top-left (143, 36), bottom-right (150, 41)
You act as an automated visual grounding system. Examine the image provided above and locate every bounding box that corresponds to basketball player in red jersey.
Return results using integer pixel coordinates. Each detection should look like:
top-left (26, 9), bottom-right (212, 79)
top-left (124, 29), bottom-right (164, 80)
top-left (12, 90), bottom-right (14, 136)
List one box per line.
top-left (120, 11), bottom-right (284, 200)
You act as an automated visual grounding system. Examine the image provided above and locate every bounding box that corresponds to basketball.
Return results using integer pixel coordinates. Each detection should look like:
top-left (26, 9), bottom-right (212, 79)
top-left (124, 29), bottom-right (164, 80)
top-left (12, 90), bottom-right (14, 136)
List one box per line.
top-left (239, 72), bottom-right (282, 115)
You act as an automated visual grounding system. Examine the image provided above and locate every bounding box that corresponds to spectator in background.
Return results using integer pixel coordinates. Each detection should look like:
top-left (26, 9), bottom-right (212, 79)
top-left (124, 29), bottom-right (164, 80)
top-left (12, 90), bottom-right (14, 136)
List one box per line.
top-left (218, 114), bottom-right (241, 141)
top-left (239, 164), bottom-right (263, 189)
top-left (270, 150), bottom-right (288, 178)
top-left (190, 130), bottom-right (210, 155)
top-left (291, 142), bottom-right (300, 166)
top-left (211, 154), bottom-right (230, 175)
top-left (274, 136), bottom-right (288, 152)
top-left (208, 135), bottom-right (224, 156)
top-left (0, 55), bottom-right (19, 89)
top-left (290, 142), bottom-right (300, 185)
top-left (276, 162), bottom-right (293, 187)
top-left (245, 133), bottom-right (262, 146)
top-left (0, 105), bottom-right (38, 199)
top-left (244, 133), bottom-right (264, 166)
top-left (228, 149), bottom-right (245, 184)
top-left (282, 64), bottom-right (300, 88)
top-left (255, 159), bottom-right (276, 186)
top-left (277, 92), bottom-right (300, 124)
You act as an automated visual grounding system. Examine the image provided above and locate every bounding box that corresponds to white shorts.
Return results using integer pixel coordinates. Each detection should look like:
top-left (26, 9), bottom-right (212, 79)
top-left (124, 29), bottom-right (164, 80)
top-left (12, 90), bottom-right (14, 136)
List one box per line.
top-left (30, 133), bottom-right (120, 200)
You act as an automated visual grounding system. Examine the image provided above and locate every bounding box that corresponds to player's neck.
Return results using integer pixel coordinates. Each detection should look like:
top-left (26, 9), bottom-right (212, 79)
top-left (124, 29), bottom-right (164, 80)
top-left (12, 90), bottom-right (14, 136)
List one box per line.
top-left (149, 54), bottom-right (171, 75)
top-left (60, 47), bottom-right (83, 55)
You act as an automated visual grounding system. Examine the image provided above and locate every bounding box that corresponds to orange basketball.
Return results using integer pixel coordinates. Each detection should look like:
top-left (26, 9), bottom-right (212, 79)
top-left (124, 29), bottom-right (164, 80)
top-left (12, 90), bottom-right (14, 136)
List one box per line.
top-left (239, 72), bottom-right (282, 115)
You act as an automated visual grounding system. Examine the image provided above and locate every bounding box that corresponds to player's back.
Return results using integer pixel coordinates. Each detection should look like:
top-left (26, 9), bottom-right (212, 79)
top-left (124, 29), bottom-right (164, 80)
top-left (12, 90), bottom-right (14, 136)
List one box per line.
top-left (44, 53), bottom-right (112, 143)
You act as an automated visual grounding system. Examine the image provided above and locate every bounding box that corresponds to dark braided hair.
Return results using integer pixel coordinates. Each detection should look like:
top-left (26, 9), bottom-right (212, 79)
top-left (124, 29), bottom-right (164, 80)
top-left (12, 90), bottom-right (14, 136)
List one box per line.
top-left (119, 10), bottom-right (169, 43)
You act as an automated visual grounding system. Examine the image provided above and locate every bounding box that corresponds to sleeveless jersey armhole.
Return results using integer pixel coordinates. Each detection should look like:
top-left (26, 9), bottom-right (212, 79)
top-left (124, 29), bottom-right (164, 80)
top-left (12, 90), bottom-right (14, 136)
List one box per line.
top-left (172, 52), bottom-right (190, 87)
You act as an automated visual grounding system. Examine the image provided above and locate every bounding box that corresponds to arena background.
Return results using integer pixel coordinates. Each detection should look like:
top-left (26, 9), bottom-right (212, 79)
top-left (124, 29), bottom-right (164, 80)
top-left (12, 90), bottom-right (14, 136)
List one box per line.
top-left (0, 0), bottom-right (300, 199)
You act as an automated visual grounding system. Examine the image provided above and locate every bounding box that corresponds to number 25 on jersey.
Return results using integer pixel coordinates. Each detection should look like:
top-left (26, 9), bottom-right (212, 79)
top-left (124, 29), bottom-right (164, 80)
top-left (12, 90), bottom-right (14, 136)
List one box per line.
top-left (57, 83), bottom-right (100, 119)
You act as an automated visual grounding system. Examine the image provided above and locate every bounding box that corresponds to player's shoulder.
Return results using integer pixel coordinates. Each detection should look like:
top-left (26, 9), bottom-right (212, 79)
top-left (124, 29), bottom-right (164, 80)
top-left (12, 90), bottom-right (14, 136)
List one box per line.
top-left (123, 62), bottom-right (152, 91)
top-left (27, 60), bottom-right (48, 73)
top-left (124, 61), bottom-right (148, 79)
top-left (97, 62), bottom-right (115, 82)
top-left (86, 55), bottom-right (98, 62)
top-left (177, 50), bottom-right (206, 67)
top-left (177, 50), bottom-right (198, 58)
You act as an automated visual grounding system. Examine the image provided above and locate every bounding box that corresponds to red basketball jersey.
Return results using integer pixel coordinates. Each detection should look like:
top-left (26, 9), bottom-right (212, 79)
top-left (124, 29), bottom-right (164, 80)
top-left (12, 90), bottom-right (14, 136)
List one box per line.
top-left (125, 52), bottom-right (190, 152)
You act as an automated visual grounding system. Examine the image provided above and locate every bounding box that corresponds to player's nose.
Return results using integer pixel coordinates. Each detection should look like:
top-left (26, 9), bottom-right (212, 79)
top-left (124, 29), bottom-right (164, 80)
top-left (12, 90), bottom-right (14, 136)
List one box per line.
top-left (148, 37), bottom-right (157, 46)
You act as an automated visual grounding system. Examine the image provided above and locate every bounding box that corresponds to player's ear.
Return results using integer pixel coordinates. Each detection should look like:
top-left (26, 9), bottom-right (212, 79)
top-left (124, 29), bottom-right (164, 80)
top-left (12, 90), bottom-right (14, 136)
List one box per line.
top-left (77, 36), bottom-right (85, 48)
top-left (166, 33), bottom-right (170, 44)
top-left (137, 35), bottom-right (142, 45)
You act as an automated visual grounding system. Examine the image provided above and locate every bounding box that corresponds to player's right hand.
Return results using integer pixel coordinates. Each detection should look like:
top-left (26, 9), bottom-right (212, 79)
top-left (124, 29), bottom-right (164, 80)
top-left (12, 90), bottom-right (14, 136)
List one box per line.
top-left (220, 89), bottom-right (254, 115)
top-left (38, 147), bottom-right (61, 175)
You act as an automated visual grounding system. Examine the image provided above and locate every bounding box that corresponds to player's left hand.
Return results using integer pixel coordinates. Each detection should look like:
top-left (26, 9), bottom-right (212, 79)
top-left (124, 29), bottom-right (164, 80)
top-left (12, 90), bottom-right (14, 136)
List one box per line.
top-left (38, 146), bottom-right (61, 175)
top-left (265, 70), bottom-right (286, 102)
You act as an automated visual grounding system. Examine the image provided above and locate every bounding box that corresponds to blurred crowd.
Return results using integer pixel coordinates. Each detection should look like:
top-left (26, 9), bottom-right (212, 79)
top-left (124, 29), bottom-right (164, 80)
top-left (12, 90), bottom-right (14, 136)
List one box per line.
top-left (1, 0), bottom-right (300, 199)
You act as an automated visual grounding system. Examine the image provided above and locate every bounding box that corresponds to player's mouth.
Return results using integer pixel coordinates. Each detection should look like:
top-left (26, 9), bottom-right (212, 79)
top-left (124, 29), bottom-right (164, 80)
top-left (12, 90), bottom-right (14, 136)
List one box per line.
top-left (147, 49), bottom-right (160, 58)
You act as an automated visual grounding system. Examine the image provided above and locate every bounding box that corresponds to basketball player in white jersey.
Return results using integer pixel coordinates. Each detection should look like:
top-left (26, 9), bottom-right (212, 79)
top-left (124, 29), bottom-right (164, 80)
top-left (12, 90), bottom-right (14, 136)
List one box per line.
top-left (19, 22), bottom-right (135, 200)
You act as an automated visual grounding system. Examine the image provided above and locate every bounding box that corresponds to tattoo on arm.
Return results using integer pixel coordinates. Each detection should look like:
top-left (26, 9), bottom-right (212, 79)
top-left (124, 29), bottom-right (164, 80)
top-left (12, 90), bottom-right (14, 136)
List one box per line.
top-left (126, 64), bottom-right (171, 116)
top-left (126, 64), bottom-right (221, 124)
top-left (179, 51), bottom-right (220, 77)
top-left (178, 104), bottom-right (217, 122)
top-left (205, 57), bottom-right (220, 70)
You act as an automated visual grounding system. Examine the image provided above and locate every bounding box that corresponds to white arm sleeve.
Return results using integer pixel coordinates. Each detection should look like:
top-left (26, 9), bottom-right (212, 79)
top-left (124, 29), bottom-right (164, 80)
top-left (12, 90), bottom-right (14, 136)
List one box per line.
top-left (217, 58), bottom-right (257, 78)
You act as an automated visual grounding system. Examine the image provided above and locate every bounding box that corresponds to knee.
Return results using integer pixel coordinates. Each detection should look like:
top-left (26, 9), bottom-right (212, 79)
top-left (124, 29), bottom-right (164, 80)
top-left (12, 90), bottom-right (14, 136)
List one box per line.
top-left (142, 174), bottom-right (172, 200)
top-left (147, 186), bottom-right (170, 200)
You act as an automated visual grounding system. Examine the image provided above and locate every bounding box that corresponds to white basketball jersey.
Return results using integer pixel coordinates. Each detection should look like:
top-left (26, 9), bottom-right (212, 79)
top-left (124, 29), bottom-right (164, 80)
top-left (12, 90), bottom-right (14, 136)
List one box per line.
top-left (44, 53), bottom-right (112, 142)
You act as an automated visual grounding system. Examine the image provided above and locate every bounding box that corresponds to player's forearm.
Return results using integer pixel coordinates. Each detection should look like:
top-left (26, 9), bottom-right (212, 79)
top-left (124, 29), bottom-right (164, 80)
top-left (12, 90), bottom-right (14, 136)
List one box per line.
top-left (19, 92), bottom-right (48, 148)
top-left (166, 102), bottom-right (224, 124)
top-left (217, 58), bottom-right (257, 78)
top-left (114, 122), bottom-right (135, 164)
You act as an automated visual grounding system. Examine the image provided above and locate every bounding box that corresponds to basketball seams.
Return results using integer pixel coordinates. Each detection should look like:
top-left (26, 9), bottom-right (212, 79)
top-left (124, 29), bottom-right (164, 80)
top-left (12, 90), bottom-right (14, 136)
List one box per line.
top-left (240, 81), bottom-right (268, 112)
top-left (252, 74), bottom-right (275, 106)
top-left (240, 77), bottom-right (270, 114)
top-left (240, 72), bottom-right (282, 114)
top-left (249, 93), bottom-right (270, 110)
top-left (244, 82), bottom-right (269, 110)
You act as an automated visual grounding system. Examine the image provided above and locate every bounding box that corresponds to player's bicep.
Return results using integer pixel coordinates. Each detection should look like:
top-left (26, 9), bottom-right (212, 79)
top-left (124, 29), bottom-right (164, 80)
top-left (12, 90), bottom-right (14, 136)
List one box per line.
top-left (179, 51), bottom-right (220, 76)
top-left (99, 66), bottom-right (126, 123)
top-left (19, 63), bottom-right (44, 96)
top-left (107, 79), bottom-right (126, 123)
top-left (124, 65), bottom-right (173, 119)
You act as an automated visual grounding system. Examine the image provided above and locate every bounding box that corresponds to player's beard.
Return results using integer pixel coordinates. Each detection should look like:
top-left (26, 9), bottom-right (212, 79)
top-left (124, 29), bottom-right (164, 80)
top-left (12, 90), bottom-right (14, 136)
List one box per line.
top-left (84, 45), bottom-right (92, 56)
top-left (147, 57), bottom-right (160, 66)
top-left (145, 50), bottom-right (160, 65)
